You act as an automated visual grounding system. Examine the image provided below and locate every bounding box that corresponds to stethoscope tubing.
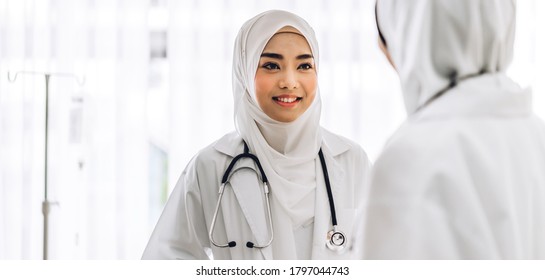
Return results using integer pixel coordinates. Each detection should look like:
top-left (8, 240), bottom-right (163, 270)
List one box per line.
top-left (318, 149), bottom-right (338, 227)
top-left (209, 183), bottom-right (234, 248)
top-left (221, 143), bottom-right (268, 185)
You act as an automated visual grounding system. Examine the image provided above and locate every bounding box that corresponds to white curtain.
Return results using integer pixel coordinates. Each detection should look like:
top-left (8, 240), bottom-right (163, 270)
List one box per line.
top-left (0, 0), bottom-right (150, 259)
top-left (0, 0), bottom-right (543, 259)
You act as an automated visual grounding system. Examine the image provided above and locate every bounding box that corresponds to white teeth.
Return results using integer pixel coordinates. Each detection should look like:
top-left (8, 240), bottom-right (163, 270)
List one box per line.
top-left (277, 97), bottom-right (297, 103)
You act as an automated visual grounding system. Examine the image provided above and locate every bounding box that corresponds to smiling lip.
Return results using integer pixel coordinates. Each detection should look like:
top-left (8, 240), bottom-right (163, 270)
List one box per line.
top-left (272, 95), bottom-right (302, 108)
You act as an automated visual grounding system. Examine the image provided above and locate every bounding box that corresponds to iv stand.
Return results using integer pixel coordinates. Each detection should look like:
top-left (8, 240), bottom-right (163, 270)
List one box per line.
top-left (7, 71), bottom-right (85, 260)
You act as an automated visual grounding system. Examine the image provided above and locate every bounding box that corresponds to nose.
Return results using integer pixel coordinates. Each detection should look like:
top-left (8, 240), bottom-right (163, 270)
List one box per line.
top-left (279, 69), bottom-right (298, 89)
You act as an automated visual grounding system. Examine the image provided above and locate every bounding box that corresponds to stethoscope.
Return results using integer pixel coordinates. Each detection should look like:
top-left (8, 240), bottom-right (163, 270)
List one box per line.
top-left (209, 141), bottom-right (346, 252)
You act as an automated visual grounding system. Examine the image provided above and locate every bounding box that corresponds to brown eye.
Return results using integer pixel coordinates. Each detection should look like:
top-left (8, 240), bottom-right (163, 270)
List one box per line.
top-left (298, 63), bottom-right (313, 70)
top-left (263, 62), bottom-right (280, 70)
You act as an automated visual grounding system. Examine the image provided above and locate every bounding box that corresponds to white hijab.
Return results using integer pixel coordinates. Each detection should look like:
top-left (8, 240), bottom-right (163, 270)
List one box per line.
top-left (376, 0), bottom-right (516, 115)
top-left (232, 10), bottom-right (322, 258)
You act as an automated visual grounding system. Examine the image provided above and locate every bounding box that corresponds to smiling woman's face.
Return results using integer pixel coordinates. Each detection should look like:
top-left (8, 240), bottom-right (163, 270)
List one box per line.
top-left (254, 26), bottom-right (317, 123)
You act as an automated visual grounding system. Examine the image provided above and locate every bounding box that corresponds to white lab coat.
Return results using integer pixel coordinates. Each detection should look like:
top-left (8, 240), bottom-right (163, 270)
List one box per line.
top-left (143, 129), bottom-right (370, 259)
top-left (360, 75), bottom-right (545, 259)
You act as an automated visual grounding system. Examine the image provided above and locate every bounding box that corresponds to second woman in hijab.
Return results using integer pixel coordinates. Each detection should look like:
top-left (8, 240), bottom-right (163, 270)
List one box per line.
top-left (357, 0), bottom-right (545, 259)
top-left (142, 10), bottom-right (371, 260)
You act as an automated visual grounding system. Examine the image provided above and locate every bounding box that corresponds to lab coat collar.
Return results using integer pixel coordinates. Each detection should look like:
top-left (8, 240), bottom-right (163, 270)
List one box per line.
top-left (213, 129), bottom-right (352, 158)
top-left (213, 132), bottom-right (245, 157)
top-left (321, 128), bottom-right (352, 157)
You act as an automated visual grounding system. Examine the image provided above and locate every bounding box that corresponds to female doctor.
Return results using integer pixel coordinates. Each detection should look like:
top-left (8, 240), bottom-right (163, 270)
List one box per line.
top-left (142, 10), bottom-right (371, 260)
top-left (357, 0), bottom-right (545, 259)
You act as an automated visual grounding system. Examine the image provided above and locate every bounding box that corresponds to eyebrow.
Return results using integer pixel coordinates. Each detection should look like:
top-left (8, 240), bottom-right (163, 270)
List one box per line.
top-left (296, 54), bottom-right (313, 60)
top-left (261, 53), bottom-right (283, 59)
top-left (260, 53), bottom-right (314, 60)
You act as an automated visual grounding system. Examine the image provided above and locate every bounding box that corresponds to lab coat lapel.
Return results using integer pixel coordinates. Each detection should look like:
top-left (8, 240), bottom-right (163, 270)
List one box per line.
top-left (214, 134), bottom-right (273, 259)
top-left (226, 160), bottom-right (274, 260)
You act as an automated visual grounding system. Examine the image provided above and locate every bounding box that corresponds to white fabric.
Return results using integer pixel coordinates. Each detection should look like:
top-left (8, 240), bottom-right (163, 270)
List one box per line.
top-left (376, 0), bottom-right (516, 115)
top-left (142, 130), bottom-right (371, 259)
top-left (358, 0), bottom-right (545, 259)
top-left (294, 221), bottom-right (314, 259)
top-left (232, 10), bottom-right (322, 257)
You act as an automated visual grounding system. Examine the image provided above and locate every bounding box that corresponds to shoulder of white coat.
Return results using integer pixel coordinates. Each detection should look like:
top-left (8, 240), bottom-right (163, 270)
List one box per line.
top-left (372, 120), bottom-right (470, 192)
top-left (382, 119), bottom-right (469, 158)
top-left (322, 128), bottom-right (370, 164)
top-left (177, 132), bottom-right (239, 191)
top-left (184, 132), bottom-right (240, 177)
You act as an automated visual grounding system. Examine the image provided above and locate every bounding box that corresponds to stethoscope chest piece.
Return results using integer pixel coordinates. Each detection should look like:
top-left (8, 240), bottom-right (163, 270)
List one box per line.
top-left (326, 227), bottom-right (346, 252)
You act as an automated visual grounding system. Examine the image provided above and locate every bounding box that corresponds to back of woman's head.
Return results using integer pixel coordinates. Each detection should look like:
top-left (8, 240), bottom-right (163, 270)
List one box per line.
top-left (376, 0), bottom-right (516, 114)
